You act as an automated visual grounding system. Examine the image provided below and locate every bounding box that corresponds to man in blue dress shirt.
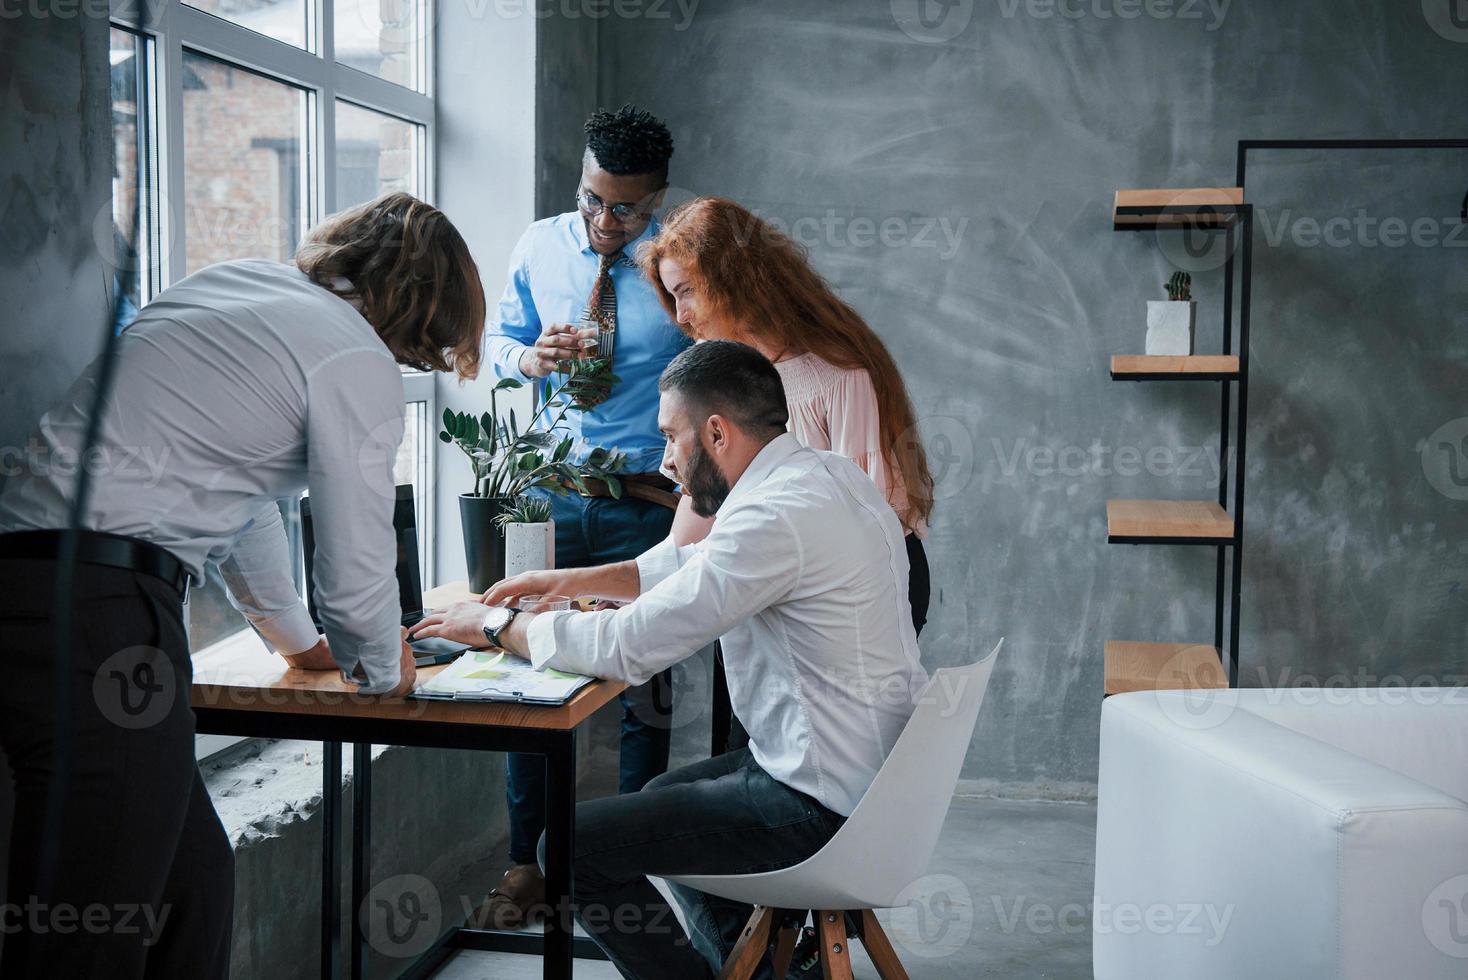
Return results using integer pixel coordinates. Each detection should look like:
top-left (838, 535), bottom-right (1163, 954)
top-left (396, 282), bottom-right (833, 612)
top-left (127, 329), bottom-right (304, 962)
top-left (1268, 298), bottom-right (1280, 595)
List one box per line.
top-left (478, 105), bottom-right (692, 928)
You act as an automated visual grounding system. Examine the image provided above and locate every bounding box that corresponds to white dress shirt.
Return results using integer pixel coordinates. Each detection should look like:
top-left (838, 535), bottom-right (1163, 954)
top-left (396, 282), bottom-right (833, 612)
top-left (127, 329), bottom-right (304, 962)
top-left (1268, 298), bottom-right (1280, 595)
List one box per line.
top-left (527, 433), bottom-right (929, 816)
top-left (0, 260), bottom-right (407, 693)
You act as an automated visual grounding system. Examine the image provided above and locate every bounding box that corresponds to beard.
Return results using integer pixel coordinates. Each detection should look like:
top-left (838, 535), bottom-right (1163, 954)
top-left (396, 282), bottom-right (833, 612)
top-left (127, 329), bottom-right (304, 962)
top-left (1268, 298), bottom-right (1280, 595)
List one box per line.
top-left (685, 442), bottom-right (731, 518)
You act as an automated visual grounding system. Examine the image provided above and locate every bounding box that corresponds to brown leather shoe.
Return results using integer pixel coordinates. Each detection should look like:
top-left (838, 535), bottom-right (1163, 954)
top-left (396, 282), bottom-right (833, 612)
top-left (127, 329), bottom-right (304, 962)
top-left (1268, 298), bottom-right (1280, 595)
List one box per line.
top-left (470, 863), bottom-right (545, 930)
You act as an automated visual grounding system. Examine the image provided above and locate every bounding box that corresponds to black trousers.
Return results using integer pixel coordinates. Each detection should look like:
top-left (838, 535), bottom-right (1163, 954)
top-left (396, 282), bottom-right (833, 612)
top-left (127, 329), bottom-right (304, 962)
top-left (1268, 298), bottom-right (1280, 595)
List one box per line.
top-left (905, 532), bottom-right (931, 636)
top-left (0, 558), bottom-right (233, 979)
top-left (537, 748), bottom-right (845, 980)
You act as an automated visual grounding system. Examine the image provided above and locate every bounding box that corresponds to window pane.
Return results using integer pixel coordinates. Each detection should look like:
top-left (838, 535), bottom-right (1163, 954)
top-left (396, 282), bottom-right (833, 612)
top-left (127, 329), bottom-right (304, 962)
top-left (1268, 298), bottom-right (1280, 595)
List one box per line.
top-left (335, 101), bottom-right (421, 209)
top-left (335, 0), bottom-right (421, 91)
top-left (185, 0), bottom-right (309, 51)
top-left (187, 570), bottom-right (247, 650)
top-left (182, 52), bottom-right (309, 274)
top-left (109, 28), bottom-right (146, 332)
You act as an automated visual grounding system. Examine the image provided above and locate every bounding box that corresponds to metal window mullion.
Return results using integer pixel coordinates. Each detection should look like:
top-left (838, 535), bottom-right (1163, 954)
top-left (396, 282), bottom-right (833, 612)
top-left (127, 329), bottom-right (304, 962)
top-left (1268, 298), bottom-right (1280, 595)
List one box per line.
top-left (173, 4), bottom-right (331, 90)
top-left (109, 0), bottom-right (152, 31)
top-left (419, 0), bottom-right (435, 203)
top-left (420, 0), bottom-right (434, 100)
top-left (420, 104), bottom-right (435, 205)
top-left (160, 2), bottom-right (186, 286)
top-left (318, 0), bottom-right (336, 217)
top-left (334, 69), bottom-right (433, 124)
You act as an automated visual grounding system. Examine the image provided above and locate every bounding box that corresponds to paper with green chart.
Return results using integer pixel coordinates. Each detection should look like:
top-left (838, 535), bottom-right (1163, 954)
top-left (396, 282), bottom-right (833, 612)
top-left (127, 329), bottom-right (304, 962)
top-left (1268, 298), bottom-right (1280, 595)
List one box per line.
top-left (412, 651), bottom-right (595, 705)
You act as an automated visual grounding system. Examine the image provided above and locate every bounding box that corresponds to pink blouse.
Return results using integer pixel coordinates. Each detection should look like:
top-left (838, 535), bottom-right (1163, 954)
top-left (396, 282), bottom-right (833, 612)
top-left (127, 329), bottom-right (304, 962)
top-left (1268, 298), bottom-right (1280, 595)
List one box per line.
top-left (773, 353), bottom-right (928, 539)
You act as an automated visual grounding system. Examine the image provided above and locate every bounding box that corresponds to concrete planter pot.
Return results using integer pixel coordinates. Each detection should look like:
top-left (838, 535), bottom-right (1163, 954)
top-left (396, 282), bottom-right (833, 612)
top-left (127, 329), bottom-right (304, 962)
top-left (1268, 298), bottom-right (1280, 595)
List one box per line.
top-left (503, 520), bottom-right (556, 579)
top-left (1145, 300), bottom-right (1196, 355)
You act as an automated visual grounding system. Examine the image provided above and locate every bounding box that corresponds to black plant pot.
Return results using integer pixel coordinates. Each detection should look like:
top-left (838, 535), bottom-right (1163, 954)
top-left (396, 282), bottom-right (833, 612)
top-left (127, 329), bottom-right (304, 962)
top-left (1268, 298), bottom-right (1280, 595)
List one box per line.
top-left (459, 493), bottom-right (510, 593)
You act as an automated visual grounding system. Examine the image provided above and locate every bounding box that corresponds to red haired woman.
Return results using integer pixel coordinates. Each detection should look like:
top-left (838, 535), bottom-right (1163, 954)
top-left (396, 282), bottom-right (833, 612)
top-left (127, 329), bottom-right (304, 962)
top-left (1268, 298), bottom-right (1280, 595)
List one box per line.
top-left (640, 196), bottom-right (935, 635)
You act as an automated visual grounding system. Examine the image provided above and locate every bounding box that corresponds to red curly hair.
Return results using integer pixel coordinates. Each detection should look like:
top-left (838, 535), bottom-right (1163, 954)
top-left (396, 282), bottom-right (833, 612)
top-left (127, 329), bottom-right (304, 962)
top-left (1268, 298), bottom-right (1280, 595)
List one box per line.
top-left (639, 196), bottom-right (933, 530)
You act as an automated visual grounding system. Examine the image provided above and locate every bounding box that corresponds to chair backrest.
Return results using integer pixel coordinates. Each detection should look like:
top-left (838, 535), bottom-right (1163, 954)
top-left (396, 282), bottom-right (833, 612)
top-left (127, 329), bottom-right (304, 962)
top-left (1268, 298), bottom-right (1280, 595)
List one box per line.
top-left (667, 639), bottom-right (1002, 911)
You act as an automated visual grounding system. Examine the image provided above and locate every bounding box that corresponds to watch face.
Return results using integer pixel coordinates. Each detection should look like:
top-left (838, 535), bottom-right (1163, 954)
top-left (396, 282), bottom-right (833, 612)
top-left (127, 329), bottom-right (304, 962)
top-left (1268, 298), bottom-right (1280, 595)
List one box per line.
top-left (483, 605), bottom-right (513, 632)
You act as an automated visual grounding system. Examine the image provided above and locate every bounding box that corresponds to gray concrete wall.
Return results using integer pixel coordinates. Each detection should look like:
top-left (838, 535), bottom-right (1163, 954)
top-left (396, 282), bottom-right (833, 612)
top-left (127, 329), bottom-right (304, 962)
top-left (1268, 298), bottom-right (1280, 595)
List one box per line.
top-left (0, 4), bottom-right (113, 919)
top-left (433, 0), bottom-right (541, 586)
top-left (594, 0), bottom-right (1468, 793)
top-left (433, 4), bottom-right (604, 587)
top-left (536, 11), bottom-right (600, 218)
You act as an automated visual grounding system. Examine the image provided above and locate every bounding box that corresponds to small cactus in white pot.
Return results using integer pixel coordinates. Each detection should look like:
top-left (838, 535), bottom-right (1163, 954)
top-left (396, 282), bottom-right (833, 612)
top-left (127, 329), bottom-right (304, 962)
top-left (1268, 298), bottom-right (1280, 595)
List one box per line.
top-left (1146, 270), bottom-right (1196, 355)
top-left (497, 496), bottom-right (556, 579)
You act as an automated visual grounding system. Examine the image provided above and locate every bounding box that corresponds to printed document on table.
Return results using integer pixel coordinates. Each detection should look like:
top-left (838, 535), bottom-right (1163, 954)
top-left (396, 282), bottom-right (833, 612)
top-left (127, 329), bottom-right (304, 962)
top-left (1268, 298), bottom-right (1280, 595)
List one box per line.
top-left (411, 651), bottom-right (594, 705)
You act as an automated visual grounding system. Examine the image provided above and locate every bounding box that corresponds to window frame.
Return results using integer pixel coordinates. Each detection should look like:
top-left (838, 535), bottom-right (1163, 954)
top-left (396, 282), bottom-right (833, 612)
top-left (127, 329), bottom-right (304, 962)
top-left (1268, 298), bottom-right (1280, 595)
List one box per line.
top-left (109, 0), bottom-right (437, 760)
top-left (111, 0), bottom-right (435, 288)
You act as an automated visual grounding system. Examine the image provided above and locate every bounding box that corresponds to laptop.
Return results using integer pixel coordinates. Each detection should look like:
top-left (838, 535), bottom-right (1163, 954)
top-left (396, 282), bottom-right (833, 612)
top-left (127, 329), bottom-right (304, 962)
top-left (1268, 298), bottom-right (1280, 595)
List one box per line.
top-left (300, 485), bottom-right (469, 667)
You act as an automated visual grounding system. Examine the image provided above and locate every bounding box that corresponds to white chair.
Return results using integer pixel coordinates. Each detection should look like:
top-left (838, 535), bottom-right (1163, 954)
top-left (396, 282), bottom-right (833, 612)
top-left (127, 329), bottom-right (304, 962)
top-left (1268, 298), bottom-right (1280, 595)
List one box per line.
top-left (666, 639), bottom-right (1003, 979)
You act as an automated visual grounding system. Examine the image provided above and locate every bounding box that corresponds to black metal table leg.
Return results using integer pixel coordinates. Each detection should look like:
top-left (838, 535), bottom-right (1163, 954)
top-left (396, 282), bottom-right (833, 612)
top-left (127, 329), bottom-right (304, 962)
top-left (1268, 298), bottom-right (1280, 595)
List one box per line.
top-left (350, 742), bottom-right (372, 980)
top-left (542, 731), bottom-right (577, 980)
top-left (323, 741), bottom-right (342, 980)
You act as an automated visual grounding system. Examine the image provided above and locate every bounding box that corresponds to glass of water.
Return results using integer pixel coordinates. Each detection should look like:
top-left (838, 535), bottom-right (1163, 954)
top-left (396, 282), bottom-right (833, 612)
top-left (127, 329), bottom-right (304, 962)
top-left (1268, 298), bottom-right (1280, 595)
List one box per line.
top-left (518, 594), bottom-right (573, 614)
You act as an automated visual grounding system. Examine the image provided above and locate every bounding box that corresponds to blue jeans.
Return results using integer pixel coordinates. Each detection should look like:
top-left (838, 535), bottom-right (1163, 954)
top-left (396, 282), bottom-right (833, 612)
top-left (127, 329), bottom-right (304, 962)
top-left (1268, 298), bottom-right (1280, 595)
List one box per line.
top-left (537, 748), bottom-right (845, 980)
top-left (506, 489), bottom-right (676, 864)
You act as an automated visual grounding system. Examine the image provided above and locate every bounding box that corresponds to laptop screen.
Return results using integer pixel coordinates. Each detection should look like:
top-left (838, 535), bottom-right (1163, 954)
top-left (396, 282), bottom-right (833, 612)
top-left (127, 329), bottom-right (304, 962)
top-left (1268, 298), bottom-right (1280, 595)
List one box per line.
top-left (300, 485), bottom-right (423, 629)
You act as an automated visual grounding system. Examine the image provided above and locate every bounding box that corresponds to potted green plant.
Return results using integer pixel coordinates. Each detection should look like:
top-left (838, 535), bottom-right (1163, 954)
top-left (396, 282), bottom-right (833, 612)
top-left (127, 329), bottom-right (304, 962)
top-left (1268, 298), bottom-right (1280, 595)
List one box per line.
top-left (1146, 270), bottom-right (1196, 355)
top-left (497, 496), bottom-right (556, 580)
top-left (441, 362), bottom-right (627, 591)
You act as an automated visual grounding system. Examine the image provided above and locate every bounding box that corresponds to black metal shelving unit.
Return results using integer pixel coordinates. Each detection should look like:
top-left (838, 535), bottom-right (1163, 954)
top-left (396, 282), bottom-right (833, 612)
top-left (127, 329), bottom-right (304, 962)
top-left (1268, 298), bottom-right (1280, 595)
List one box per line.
top-left (1105, 186), bottom-right (1251, 694)
top-left (1104, 137), bottom-right (1468, 696)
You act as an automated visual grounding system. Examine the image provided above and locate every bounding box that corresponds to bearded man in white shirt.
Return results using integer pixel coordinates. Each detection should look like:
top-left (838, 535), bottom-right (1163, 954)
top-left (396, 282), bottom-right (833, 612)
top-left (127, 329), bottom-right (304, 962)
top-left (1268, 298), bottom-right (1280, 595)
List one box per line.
top-left (412, 340), bottom-right (928, 979)
top-left (0, 193), bottom-right (484, 979)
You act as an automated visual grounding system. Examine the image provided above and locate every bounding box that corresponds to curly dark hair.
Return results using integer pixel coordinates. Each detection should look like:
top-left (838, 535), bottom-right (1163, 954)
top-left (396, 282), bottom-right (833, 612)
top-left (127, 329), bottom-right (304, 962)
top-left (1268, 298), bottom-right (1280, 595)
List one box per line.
top-left (584, 104), bottom-right (674, 179)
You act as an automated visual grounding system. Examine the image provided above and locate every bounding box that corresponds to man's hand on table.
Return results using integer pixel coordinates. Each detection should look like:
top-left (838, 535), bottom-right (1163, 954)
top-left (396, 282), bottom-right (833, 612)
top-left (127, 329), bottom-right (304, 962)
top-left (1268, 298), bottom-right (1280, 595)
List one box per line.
top-left (285, 629), bottom-right (417, 698)
top-left (481, 561), bottom-right (641, 608)
top-left (409, 603), bottom-right (538, 659)
top-left (281, 636), bottom-right (336, 671)
top-left (480, 570), bottom-right (579, 608)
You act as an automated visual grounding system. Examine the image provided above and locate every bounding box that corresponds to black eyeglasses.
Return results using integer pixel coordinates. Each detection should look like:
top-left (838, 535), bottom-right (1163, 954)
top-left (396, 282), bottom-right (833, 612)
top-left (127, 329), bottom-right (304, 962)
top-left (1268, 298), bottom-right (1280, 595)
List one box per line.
top-left (575, 185), bottom-right (663, 224)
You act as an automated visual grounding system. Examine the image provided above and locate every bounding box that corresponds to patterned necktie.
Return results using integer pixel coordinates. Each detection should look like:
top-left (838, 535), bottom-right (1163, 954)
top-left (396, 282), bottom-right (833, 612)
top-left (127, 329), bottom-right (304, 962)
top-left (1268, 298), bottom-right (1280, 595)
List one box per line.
top-left (569, 250), bottom-right (623, 408)
top-left (581, 249), bottom-right (622, 363)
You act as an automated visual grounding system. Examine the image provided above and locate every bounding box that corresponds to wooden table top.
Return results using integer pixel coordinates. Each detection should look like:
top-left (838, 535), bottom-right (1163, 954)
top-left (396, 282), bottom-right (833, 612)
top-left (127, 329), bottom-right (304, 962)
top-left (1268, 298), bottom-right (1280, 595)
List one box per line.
top-left (190, 581), bottom-right (626, 731)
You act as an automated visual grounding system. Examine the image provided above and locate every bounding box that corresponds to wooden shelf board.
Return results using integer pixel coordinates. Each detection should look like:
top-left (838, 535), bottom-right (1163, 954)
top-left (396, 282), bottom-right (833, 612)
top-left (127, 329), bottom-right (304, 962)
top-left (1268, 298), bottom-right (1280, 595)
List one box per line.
top-left (1104, 641), bottom-right (1229, 695)
top-left (1111, 355), bottom-right (1240, 381)
top-left (1113, 187), bottom-right (1244, 229)
top-left (1107, 499), bottom-right (1234, 544)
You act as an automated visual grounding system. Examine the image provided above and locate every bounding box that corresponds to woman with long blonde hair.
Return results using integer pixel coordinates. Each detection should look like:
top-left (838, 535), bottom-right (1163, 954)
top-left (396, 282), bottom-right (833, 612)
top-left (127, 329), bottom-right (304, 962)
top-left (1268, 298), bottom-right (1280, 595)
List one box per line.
top-left (640, 196), bottom-right (935, 634)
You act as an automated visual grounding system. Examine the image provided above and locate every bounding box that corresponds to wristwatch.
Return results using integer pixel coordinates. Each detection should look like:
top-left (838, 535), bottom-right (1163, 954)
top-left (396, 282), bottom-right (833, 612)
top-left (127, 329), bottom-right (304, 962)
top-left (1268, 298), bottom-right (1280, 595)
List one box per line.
top-left (481, 605), bottom-right (519, 649)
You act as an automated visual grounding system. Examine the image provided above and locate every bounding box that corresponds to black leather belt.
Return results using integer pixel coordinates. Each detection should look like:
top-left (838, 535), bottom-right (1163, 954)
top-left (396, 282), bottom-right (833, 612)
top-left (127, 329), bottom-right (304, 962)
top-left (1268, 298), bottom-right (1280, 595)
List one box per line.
top-left (0, 529), bottom-right (190, 600)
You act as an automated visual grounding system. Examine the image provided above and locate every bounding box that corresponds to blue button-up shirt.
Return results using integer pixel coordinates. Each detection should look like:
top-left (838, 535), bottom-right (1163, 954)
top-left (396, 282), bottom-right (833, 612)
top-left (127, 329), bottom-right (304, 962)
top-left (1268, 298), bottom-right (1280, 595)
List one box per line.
top-left (485, 211), bottom-right (691, 474)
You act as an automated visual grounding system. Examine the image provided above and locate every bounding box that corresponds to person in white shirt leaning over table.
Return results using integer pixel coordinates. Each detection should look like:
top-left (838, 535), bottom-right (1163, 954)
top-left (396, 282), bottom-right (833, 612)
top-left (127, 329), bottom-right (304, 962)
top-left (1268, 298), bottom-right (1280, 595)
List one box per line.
top-left (409, 340), bottom-right (929, 980)
top-left (0, 192), bottom-right (484, 979)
